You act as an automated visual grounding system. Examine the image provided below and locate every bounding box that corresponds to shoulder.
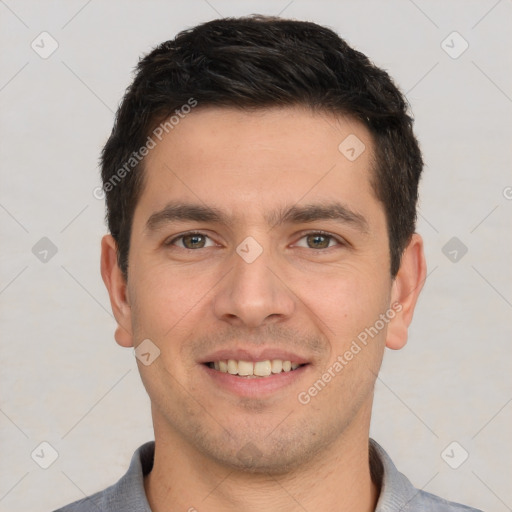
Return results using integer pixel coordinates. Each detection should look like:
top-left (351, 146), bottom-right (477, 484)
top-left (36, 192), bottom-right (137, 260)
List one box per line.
top-left (369, 439), bottom-right (484, 512)
top-left (52, 441), bottom-right (155, 512)
top-left (52, 481), bottom-right (119, 512)
top-left (409, 489), bottom-right (484, 511)
top-left (52, 489), bottom-right (111, 511)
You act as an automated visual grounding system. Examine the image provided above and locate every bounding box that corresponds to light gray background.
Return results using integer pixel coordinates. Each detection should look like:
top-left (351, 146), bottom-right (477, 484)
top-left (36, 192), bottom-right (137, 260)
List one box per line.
top-left (1, 1), bottom-right (511, 511)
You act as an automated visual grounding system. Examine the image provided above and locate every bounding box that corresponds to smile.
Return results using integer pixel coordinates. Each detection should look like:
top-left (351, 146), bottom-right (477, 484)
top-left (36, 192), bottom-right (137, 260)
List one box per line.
top-left (206, 359), bottom-right (305, 377)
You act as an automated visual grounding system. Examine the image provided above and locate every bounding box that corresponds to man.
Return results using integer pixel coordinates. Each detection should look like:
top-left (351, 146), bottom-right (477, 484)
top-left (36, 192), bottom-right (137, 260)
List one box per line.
top-left (55, 15), bottom-right (482, 512)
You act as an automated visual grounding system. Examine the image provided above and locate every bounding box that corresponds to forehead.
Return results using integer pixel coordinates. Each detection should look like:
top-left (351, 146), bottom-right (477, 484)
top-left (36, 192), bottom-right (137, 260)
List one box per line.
top-left (134, 106), bottom-right (382, 229)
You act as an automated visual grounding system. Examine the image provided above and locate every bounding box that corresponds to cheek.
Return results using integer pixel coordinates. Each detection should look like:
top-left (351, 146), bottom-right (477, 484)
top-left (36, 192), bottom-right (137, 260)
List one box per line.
top-left (129, 269), bottom-right (174, 338)
top-left (300, 266), bottom-right (390, 340)
top-left (129, 263), bottom-right (214, 349)
top-left (302, 272), bottom-right (389, 403)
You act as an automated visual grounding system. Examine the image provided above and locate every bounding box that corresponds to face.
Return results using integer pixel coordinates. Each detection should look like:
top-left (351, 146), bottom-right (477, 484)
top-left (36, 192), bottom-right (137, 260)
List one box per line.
top-left (103, 106), bottom-right (421, 474)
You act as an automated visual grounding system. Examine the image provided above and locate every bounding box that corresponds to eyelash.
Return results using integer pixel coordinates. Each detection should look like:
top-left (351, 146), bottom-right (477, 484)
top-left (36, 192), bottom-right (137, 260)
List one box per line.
top-left (164, 230), bottom-right (345, 250)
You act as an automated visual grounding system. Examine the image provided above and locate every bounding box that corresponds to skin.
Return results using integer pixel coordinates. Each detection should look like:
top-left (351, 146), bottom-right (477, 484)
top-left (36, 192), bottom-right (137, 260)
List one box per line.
top-left (101, 106), bottom-right (426, 512)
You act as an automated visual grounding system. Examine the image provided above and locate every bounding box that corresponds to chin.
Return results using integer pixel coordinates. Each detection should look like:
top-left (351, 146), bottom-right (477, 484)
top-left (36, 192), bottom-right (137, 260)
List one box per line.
top-left (195, 426), bottom-right (329, 476)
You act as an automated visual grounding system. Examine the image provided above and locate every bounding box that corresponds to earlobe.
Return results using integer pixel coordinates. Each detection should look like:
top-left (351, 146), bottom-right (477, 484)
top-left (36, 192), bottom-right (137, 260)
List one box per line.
top-left (100, 234), bottom-right (134, 348)
top-left (386, 233), bottom-right (427, 350)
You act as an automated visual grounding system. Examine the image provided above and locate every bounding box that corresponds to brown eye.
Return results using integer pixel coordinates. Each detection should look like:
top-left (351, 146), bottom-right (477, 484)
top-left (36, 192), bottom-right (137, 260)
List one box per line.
top-left (182, 234), bottom-right (206, 249)
top-left (306, 233), bottom-right (332, 249)
top-left (294, 232), bottom-right (341, 250)
top-left (166, 232), bottom-right (214, 249)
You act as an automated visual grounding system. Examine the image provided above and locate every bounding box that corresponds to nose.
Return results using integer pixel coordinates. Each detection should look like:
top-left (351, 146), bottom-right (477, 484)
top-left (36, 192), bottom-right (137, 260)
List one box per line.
top-left (213, 240), bottom-right (296, 329)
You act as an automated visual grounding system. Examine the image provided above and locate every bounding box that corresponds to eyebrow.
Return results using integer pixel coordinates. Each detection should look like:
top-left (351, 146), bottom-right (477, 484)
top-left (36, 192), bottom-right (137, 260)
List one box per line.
top-left (144, 201), bottom-right (369, 233)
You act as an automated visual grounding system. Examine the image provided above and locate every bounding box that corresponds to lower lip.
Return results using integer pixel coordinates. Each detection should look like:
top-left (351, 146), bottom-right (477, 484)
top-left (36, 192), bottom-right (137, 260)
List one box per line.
top-left (201, 364), bottom-right (309, 398)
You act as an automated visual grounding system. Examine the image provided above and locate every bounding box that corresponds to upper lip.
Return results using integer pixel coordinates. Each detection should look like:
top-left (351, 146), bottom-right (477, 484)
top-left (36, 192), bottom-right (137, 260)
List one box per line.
top-left (199, 348), bottom-right (310, 365)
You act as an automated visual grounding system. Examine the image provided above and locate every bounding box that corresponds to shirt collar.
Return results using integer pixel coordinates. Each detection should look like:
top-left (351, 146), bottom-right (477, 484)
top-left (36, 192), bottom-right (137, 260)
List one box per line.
top-left (370, 438), bottom-right (420, 511)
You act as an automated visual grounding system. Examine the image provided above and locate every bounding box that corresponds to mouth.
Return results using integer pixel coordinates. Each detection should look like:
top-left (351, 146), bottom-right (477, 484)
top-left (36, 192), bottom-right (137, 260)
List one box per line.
top-left (204, 359), bottom-right (307, 378)
top-left (199, 349), bottom-right (312, 397)
top-left (201, 357), bottom-right (311, 398)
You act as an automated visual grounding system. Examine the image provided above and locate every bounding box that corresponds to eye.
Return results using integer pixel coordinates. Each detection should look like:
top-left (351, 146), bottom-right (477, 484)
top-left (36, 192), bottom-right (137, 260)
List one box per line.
top-left (165, 232), bottom-right (216, 250)
top-left (164, 230), bottom-right (345, 251)
top-left (294, 231), bottom-right (343, 250)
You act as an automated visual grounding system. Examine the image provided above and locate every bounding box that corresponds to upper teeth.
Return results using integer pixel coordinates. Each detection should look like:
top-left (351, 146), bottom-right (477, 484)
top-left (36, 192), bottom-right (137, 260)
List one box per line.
top-left (211, 359), bottom-right (300, 377)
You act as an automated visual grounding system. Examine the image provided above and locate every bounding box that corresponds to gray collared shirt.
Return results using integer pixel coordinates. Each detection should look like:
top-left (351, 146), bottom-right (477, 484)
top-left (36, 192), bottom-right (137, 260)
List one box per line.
top-left (54, 439), bottom-right (483, 511)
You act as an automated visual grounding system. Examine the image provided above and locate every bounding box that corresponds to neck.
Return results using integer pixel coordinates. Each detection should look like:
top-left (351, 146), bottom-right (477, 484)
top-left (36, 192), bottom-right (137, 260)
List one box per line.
top-left (144, 407), bottom-right (379, 512)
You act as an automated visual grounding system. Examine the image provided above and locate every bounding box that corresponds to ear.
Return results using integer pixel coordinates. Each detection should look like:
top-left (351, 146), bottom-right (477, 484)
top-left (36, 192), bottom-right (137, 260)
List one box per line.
top-left (386, 233), bottom-right (427, 350)
top-left (100, 234), bottom-right (134, 348)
